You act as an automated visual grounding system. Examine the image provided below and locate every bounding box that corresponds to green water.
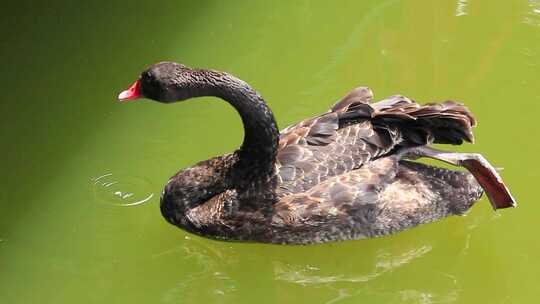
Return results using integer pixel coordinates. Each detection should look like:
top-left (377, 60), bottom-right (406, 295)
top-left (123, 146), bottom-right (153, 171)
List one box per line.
top-left (1, 1), bottom-right (539, 303)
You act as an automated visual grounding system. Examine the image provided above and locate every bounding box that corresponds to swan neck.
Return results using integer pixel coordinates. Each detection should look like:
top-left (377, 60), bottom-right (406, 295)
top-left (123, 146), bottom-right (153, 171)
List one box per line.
top-left (189, 70), bottom-right (279, 178)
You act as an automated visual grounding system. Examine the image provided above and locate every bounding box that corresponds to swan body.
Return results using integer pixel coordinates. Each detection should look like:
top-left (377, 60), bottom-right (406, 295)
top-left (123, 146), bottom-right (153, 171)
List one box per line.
top-left (118, 62), bottom-right (516, 244)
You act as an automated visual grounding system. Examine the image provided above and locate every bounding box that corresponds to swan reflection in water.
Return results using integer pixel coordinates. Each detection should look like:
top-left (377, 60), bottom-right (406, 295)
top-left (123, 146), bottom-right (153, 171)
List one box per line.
top-left (152, 225), bottom-right (486, 303)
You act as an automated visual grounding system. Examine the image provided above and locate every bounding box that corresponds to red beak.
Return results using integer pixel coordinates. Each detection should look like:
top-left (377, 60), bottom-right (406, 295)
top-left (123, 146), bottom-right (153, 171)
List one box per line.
top-left (118, 79), bottom-right (142, 101)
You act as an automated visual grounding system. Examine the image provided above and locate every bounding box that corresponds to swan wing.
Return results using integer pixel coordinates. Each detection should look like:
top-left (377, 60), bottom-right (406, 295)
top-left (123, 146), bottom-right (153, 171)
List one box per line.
top-left (271, 157), bottom-right (482, 242)
top-left (276, 87), bottom-right (476, 196)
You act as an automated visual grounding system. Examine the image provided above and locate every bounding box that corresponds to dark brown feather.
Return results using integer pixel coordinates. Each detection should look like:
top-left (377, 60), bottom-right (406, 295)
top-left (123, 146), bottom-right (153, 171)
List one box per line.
top-left (275, 87), bottom-right (476, 197)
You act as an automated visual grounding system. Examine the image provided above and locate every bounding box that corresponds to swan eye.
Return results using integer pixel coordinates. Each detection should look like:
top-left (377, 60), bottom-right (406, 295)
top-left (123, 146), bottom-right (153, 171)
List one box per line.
top-left (142, 71), bottom-right (153, 81)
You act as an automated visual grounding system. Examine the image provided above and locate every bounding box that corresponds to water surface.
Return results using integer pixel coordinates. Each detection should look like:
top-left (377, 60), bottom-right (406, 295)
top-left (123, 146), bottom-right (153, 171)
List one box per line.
top-left (1, 1), bottom-right (539, 303)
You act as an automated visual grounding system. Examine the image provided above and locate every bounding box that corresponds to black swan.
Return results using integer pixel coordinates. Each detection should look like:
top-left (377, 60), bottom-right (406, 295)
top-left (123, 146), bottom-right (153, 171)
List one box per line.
top-left (118, 62), bottom-right (516, 244)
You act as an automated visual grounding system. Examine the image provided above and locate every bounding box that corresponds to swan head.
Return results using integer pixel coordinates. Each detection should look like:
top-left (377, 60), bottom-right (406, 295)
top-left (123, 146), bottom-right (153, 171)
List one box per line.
top-left (118, 61), bottom-right (191, 103)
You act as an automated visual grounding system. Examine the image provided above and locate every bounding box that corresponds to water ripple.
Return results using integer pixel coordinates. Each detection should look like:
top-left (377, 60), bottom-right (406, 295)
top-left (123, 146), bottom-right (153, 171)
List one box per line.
top-left (524, 0), bottom-right (540, 28)
top-left (274, 245), bottom-right (432, 285)
top-left (90, 172), bottom-right (155, 207)
top-left (455, 0), bottom-right (468, 17)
